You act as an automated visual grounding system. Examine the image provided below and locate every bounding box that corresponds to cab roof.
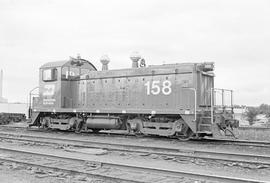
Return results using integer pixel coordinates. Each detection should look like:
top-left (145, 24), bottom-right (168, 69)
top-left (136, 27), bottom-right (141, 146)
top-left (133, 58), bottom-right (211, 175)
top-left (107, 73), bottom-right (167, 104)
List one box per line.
top-left (40, 57), bottom-right (97, 71)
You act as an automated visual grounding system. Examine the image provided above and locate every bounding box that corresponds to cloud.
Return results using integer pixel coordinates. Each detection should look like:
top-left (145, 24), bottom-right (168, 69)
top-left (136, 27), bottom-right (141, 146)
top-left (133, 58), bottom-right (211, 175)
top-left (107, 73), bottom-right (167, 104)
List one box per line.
top-left (0, 0), bottom-right (270, 105)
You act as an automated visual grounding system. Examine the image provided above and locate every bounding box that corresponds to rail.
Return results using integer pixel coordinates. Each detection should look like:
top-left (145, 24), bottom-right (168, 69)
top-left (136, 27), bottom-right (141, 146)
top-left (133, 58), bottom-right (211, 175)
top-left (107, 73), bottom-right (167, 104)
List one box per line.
top-left (0, 132), bottom-right (268, 182)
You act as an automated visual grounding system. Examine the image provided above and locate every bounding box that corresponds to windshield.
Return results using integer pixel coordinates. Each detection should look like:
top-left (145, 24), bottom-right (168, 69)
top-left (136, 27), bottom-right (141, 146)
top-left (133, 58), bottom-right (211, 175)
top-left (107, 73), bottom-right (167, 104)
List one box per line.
top-left (43, 68), bottom-right (57, 81)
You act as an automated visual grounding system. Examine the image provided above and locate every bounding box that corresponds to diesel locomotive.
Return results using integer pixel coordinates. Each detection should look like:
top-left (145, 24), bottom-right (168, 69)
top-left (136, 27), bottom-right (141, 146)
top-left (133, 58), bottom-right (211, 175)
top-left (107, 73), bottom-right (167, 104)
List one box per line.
top-left (29, 54), bottom-right (238, 140)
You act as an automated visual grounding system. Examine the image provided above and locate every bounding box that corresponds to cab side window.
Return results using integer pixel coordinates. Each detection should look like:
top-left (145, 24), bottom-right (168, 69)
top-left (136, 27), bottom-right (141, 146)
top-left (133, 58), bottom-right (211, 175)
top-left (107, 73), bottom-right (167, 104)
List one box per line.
top-left (61, 67), bottom-right (69, 80)
top-left (43, 68), bottom-right (57, 81)
top-left (69, 67), bottom-right (80, 80)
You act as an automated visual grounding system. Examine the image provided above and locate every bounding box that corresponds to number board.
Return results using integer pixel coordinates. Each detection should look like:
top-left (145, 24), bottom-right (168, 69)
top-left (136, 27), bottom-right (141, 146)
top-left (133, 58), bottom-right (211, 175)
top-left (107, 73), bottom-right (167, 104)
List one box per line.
top-left (144, 80), bottom-right (172, 96)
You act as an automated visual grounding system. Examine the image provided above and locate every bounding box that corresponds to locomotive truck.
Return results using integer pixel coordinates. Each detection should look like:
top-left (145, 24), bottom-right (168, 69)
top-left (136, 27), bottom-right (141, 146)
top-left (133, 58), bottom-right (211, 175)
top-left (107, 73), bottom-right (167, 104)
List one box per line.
top-left (29, 54), bottom-right (238, 140)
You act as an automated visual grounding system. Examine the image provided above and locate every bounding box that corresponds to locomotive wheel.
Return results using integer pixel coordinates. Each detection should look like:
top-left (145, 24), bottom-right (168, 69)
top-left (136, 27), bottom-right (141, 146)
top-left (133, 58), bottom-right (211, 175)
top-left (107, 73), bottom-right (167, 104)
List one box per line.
top-left (41, 117), bottom-right (50, 130)
top-left (75, 120), bottom-right (84, 133)
top-left (176, 121), bottom-right (193, 141)
top-left (177, 130), bottom-right (193, 141)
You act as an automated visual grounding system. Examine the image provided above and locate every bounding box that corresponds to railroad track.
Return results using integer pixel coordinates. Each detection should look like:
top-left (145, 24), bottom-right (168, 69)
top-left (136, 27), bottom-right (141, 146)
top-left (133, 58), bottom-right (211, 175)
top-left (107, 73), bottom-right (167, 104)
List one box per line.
top-left (0, 146), bottom-right (147, 183)
top-left (0, 145), bottom-right (266, 183)
top-left (0, 151), bottom-right (137, 183)
top-left (1, 131), bottom-right (270, 167)
top-left (1, 126), bottom-right (270, 182)
top-left (198, 138), bottom-right (270, 148)
top-left (2, 124), bottom-right (270, 149)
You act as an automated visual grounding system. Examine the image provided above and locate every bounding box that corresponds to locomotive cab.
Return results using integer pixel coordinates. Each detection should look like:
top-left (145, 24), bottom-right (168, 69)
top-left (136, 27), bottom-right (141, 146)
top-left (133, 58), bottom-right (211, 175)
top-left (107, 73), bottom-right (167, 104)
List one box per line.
top-left (29, 56), bottom-right (97, 126)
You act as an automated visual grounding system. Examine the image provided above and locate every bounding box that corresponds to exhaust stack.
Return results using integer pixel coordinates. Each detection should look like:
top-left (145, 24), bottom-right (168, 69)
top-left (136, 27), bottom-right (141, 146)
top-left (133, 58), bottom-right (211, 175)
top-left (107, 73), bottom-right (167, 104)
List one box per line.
top-left (130, 51), bottom-right (141, 68)
top-left (100, 55), bottom-right (110, 71)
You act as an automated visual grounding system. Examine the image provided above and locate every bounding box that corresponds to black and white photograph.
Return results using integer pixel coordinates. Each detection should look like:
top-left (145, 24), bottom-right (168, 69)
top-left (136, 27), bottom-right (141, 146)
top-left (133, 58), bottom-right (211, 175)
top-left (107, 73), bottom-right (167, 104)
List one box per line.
top-left (0, 0), bottom-right (270, 182)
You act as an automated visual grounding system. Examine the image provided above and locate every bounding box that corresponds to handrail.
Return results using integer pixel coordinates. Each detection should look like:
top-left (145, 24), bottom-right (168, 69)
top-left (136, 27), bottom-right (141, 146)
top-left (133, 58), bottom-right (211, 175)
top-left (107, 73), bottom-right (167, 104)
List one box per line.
top-left (28, 86), bottom-right (40, 118)
top-left (211, 88), bottom-right (214, 124)
top-left (213, 88), bottom-right (233, 107)
top-left (29, 86), bottom-right (40, 108)
top-left (210, 88), bottom-right (234, 124)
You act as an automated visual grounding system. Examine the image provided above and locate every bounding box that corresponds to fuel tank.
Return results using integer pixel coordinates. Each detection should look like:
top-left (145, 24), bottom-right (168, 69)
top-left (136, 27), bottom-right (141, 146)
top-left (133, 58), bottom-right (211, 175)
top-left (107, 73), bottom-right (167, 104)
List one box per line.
top-left (86, 116), bottom-right (121, 129)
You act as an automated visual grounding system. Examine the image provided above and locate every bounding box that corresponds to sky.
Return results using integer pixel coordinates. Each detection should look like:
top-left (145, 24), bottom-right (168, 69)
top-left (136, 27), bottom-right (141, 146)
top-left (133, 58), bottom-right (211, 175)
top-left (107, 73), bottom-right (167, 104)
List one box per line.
top-left (0, 0), bottom-right (270, 106)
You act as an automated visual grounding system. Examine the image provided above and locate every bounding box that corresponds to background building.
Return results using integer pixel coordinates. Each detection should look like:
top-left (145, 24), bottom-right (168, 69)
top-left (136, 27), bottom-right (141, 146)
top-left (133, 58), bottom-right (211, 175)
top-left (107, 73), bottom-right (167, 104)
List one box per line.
top-left (0, 70), bottom-right (8, 103)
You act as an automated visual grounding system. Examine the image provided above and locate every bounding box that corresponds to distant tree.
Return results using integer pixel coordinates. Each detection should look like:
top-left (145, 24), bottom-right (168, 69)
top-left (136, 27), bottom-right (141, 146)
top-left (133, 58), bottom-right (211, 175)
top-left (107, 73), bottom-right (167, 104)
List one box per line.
top-left (259, 104), bottom-right (270, 114)
top-left (267, 118), bottom-right (270, 128)
top-left (245, 107), bottom-right (259, 125)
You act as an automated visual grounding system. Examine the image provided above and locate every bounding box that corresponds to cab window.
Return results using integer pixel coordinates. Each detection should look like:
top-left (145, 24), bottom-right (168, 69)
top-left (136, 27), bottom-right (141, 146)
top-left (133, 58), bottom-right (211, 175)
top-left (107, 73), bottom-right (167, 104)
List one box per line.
top-left (61, 67), bottom-right (69, 80)
top-left (70, 67), bottom-right (80, 79)
top-left (43, 68), bottom-right (57, 81)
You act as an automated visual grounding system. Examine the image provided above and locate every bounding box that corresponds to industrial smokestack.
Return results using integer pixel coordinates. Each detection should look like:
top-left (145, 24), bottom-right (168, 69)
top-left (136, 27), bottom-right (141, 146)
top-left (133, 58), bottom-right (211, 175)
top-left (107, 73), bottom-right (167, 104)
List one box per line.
top-left (0, 69), bottom-right (7, 103)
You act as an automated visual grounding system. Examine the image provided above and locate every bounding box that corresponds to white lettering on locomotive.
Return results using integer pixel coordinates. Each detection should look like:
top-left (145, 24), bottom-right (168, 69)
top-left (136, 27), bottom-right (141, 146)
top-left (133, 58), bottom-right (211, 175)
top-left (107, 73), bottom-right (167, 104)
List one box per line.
top-left (65, 71), bottom-right (75, 79)
top-left (162, 80), bottom-right (172, 95)
top-left (43, 98), bottom-right (56, 105)
top-left (43, 85), bottom-right (55, 96)
top-left (144, 80), bottom-right (172, 95)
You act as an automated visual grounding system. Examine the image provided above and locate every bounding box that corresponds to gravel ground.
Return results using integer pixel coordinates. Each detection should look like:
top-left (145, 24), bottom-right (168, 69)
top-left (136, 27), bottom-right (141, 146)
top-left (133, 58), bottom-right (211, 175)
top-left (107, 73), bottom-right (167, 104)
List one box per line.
top-left (0, 161), bottom-right (111, 183)
top-left (0, 135), bottom-right (270, 182)
top-left (238, 127), bottom-right (270, 141)
top-left (3, 126), bottom-right (270, 156)
top-left (1, 122), bottom-right (270, 182)
top-left (0, 141), bottom-right (212, 183)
